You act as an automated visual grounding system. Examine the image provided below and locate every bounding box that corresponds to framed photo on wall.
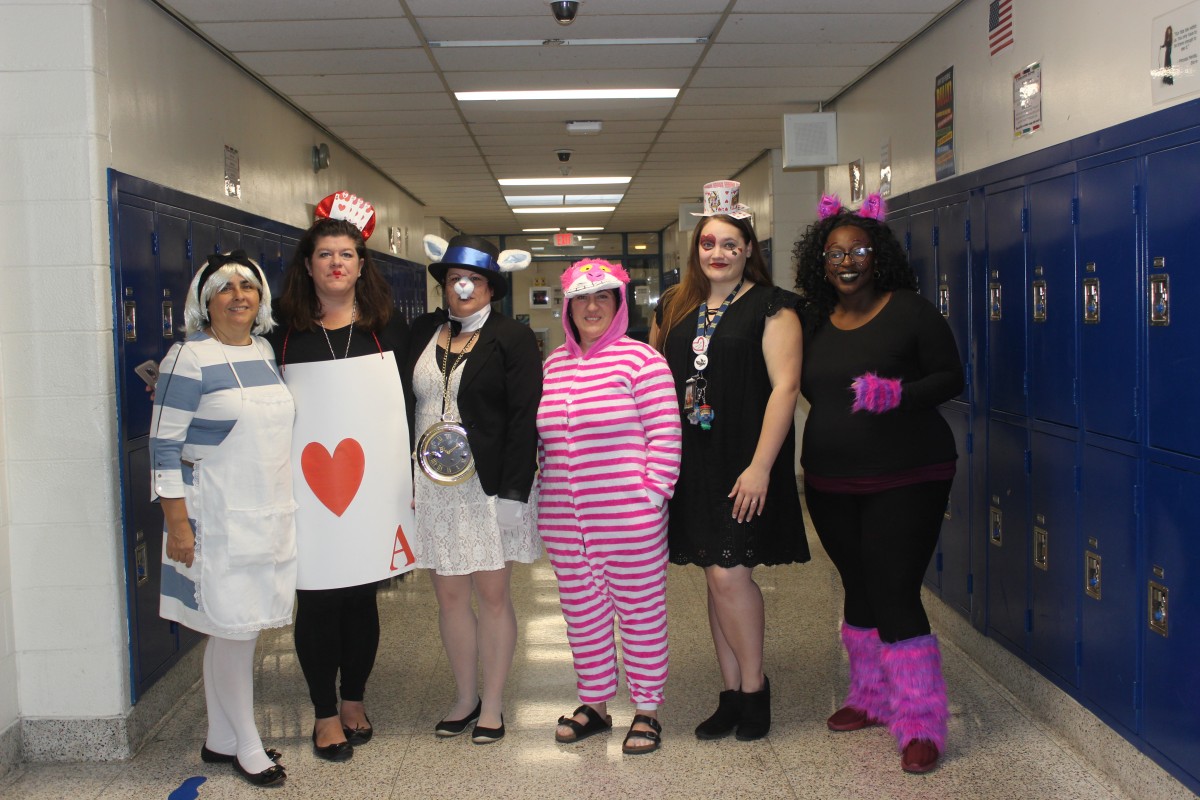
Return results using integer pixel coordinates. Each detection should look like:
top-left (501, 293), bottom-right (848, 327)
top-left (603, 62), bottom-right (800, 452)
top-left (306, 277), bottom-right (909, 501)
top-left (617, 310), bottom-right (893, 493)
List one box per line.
top-left (530, 287), bottom-right (551, 308)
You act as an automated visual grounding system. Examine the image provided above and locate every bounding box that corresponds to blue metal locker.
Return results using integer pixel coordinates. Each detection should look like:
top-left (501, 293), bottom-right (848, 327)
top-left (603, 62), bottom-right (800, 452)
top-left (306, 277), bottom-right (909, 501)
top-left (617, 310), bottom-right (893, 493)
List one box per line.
top-left (1077, 160), bottom-right (1139, 442)
top-left (1143, 460), bottom-right (1200, 779)
top-left (986, 418), bottom-right (1028, 650)
top-left (986, 188), bottom-right (1027, 417)
top-left (937, 202), bottom-right (970, 404)
top-left (909, 210), bottom-right (936, 301)
top-left (1146, 141), bottom-right (1200, 458)
top-left (1027, 175), bottom-right (1078, 427)
top-left (1079, 441), bottom-right (1138, 732)
top-left (940, 407), bottom-right (972, 616)
top-left (1029, 429), bottom-right (1079, 684)
top-left (116, 202), bottom-right (158, 439)
top-left (155, 208), bottom-right (190, 340)
top-left (124, 445), bottom-right (179, 688)
top-left (192, 216), bottom-right (219, 262)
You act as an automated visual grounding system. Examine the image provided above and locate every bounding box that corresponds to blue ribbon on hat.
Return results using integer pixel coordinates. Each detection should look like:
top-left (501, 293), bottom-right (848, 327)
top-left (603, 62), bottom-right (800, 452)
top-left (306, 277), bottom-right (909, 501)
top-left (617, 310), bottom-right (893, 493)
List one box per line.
top-left (443, 245), bottom-right (496, 272)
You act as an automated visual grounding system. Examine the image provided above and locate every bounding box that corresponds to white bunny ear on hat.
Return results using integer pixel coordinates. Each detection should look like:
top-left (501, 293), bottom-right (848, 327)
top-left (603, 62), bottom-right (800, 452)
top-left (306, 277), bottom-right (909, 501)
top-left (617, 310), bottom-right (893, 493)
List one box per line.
top-left (497, 249), bottom-right (532, 273)
top-left (424, 234), bottom-right (449, 262)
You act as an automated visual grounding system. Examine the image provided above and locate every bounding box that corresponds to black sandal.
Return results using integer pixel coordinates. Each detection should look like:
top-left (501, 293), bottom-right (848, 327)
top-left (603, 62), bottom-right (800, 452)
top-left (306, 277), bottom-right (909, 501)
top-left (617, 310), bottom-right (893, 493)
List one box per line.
top-left (555, 704), bottom-right (613, 744)
top-left (621, 714), bottom-right (662, 755)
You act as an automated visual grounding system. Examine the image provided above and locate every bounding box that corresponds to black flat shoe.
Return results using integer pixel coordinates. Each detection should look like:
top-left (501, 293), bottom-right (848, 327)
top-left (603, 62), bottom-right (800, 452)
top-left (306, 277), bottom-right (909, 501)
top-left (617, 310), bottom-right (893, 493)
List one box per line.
top-left (200, 744), bottom-right (282, 764)
top-left (435, 698), bottom-right (482, 737)
top-left (311, 728), bottom-right (353, 762)
top-left (233, 756), bottom-right (286, 787)
top-left (471, 716), bottom-right (505, 744)
top-left (342, 715), bottom-right (373, 745)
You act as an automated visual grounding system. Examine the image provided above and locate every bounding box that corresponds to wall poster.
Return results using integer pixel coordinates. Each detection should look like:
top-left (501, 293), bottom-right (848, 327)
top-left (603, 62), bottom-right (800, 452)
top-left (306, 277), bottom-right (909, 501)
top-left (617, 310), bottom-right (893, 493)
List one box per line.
top-left (1152, 1), bottom-right (1200, 103)
top-left (935, 67), bottom-right (956, 181)
top-left (1013, 62), bottom-right (1042, 138)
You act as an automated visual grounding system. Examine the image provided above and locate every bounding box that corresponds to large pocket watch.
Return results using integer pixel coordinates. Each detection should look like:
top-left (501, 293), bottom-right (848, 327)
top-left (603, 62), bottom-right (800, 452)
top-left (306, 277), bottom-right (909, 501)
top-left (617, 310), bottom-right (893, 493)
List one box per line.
top-left (416, 418), bottom-right (476, 485)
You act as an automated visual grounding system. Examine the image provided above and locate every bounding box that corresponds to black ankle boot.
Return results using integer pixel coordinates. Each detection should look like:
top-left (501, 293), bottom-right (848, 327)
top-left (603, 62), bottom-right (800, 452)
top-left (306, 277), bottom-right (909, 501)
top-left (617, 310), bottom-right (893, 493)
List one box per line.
top-left (736, 676), bottom-right (771, 741)
top-left (695, 689), bottom-right (742, 740)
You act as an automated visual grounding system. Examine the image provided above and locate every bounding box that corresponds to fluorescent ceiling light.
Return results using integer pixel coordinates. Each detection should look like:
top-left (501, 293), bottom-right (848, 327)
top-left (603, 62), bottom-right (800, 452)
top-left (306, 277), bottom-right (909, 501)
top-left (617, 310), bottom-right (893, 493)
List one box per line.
top-left (522, 227), bottom-right (561, 232)
top-left (513, 206), bottom-right (616, 214)
top-left (567, 227), bottom-right (603, 231)
top-left (567, 194), bottom-right (623, 205)
top-left (525, 238), bottom-right (550, 242)
top-left (582, 246), bottom-right (596, 250)
top-left (633, 244), bottom-right (647, 250)
top-left (505, 194), bottom-right (564, 206)
top-left (431, 38), bottom-right (706, 48)
top-left (531, 246), bottom-right (545, 251)
top-left (500, 177), bottom-right (631, 186)
top-left (457, 89), bottom-right (678, 101)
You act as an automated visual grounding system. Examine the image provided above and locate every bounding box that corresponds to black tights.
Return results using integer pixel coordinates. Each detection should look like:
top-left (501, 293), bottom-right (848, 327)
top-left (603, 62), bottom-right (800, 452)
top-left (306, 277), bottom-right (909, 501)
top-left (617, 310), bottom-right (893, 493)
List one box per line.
top-left (293, 581), bottom-right (380, 719)
top-left (804, 480), bottom-right (951, 643)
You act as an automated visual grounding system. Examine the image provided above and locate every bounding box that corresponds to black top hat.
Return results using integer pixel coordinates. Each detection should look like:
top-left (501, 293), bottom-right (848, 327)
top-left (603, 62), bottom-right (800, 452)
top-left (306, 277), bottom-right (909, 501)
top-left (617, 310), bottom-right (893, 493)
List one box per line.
top-left (425, 234), bottom-right (531, 301)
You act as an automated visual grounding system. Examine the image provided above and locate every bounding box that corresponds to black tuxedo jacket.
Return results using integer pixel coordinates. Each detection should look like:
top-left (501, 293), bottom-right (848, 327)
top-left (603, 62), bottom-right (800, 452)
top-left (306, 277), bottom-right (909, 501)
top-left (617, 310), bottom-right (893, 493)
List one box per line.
top-left (407, 310), bottom-right (542, 503)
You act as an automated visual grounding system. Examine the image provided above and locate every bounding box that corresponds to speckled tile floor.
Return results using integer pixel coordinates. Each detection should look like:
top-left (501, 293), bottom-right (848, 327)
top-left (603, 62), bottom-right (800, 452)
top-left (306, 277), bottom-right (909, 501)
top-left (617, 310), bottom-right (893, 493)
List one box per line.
top-left (0, 528), bottom-right (1155, 799)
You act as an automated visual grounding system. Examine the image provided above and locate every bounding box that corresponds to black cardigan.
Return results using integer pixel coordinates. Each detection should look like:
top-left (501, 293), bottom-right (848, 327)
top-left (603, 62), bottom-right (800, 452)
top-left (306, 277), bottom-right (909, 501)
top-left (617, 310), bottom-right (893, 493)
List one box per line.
top-left (406, 310), bottom-right (543, 503)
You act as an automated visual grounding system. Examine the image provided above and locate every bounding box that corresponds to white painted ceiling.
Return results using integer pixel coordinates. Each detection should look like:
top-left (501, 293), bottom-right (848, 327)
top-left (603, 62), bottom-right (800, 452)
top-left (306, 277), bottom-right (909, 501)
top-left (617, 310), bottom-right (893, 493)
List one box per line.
top-left (159, 0), bottom-right (960, 235)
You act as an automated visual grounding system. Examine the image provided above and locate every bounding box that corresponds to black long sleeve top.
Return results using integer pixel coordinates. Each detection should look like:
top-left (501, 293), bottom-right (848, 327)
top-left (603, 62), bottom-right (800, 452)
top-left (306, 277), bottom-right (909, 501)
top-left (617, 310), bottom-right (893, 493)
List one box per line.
top-left (800, 290), bottom-right (964, 478)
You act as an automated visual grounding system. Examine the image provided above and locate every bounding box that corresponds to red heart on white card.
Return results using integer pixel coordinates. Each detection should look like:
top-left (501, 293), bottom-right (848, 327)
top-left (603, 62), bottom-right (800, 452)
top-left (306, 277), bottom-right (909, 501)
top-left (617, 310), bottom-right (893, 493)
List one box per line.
top-left (301, 439), bottom-right (365, 517)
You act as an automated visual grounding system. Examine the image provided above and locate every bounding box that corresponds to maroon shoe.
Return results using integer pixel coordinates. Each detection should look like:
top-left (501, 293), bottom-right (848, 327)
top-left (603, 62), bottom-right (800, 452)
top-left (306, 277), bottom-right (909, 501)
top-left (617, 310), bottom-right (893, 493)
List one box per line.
top-left (826, 706), bottom-right (882, 732)
top-left (900, 738), bottom-right (940, 773)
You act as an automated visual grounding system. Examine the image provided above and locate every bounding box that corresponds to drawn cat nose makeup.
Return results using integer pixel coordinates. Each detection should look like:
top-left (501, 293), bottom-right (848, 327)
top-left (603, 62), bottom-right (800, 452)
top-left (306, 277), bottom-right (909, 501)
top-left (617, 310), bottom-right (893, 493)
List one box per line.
top-left (453, 277), bottom-right (475, 299)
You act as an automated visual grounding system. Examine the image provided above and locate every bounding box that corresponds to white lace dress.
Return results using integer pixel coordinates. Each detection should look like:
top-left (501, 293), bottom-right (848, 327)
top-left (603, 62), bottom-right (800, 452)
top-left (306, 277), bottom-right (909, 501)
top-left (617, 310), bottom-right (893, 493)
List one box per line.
top-left (412, 331), bottom-right (541, 576)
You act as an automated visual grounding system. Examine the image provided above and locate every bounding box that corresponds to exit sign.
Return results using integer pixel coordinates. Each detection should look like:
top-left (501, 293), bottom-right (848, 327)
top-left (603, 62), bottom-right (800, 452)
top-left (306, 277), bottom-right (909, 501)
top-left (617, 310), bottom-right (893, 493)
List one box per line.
top-left (554, 232), bottom-right (574, 247)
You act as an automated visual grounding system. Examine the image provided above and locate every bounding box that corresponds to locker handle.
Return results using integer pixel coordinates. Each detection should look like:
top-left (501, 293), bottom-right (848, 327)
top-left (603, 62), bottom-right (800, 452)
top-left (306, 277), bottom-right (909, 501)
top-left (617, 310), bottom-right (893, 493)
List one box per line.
top-left (1148, 581), bottom-right (1168, 636)
top-left (1083, 278), bottom-right (1100, 324)
top-left (1149, 274), bottom-right (1169, 326)
top-left (989, 506), bottom-right (1002, 546)
top-left (1084, 552), bottom-right (1101, 600)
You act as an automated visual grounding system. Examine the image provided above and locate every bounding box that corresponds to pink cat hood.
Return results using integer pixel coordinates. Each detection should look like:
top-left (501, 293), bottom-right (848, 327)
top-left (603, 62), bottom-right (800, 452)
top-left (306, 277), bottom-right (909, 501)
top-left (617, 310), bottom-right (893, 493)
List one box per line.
top-left (560, 258), bottom-right (630, 357)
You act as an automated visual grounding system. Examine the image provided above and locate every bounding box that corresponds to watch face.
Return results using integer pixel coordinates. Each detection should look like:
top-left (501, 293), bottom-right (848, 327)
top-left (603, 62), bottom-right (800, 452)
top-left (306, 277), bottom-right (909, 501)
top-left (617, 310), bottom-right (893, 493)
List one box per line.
top-left (418, 422), bottom-right (476, 485)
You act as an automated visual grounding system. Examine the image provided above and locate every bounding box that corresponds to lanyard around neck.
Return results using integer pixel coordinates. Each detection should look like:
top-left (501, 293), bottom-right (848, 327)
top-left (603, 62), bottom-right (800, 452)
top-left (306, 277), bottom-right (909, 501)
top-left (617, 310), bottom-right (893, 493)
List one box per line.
top-left (695, 278), bottom-right (745, 344)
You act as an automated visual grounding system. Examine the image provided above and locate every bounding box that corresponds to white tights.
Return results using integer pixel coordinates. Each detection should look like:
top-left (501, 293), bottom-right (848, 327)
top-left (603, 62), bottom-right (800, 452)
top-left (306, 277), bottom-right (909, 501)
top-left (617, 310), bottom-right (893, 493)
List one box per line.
top-left (203, 635), bottom-right (273, 773)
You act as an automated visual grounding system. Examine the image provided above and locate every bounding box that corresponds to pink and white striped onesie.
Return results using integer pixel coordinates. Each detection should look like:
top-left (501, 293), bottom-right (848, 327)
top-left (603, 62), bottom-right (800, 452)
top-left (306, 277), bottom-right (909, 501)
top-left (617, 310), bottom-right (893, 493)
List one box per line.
top-left (537, 261), bottom-right (682, 709)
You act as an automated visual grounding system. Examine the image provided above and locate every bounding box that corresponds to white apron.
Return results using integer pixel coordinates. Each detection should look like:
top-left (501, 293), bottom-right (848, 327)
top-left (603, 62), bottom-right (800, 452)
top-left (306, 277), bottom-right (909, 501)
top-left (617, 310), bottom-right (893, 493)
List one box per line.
top-left (161, 356), bottom-right (298, 637)
top-left (284, 351), bottom-right (417, 590)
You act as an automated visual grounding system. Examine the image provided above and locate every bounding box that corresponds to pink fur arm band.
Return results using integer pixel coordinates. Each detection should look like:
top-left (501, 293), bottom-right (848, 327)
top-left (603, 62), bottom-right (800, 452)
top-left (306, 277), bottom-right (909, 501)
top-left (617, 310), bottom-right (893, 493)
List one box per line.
top-left (850, 372), bottom-right (902, 413)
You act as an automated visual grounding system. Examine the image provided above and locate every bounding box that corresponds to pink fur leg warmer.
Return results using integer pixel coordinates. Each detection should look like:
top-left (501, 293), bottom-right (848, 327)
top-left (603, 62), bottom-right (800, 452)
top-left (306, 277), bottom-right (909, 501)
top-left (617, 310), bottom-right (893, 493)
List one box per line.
top-left (850, 372), bottom-right (902, 413)
top-left (841, 623), bottom-right (890, 722)
top-left (880, 634), bottom-right (948, 752)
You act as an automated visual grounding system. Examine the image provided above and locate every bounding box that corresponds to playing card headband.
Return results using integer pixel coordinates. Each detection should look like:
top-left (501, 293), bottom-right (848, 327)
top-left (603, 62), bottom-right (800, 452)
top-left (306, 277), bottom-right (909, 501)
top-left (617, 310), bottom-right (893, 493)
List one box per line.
top-left (818, 192), bottom-right (887, 222)
top-left (691, 180), bottom-right (753, 220)
top-left (315, 191), bottom-right (377, 240)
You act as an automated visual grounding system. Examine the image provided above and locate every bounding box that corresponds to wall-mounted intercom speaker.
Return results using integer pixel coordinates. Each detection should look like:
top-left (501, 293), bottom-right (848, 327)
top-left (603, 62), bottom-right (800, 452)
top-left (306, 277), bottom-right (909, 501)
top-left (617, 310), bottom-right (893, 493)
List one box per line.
top-left (782, 113), bottom-right (838, 168)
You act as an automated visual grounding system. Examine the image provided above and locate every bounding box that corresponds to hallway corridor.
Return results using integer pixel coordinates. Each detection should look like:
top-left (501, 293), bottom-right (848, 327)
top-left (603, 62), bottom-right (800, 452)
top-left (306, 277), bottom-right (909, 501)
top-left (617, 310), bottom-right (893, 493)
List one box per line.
top-left (0, 533), bottom-right (1143, 799)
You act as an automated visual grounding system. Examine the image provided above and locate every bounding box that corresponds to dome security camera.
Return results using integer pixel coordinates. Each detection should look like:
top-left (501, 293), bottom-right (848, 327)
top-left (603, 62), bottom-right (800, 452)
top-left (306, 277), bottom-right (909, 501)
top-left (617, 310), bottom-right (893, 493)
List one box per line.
top-left (550, 1), bottom-right (580, 25)
top-left (556, 149), bottom-right (573, 162)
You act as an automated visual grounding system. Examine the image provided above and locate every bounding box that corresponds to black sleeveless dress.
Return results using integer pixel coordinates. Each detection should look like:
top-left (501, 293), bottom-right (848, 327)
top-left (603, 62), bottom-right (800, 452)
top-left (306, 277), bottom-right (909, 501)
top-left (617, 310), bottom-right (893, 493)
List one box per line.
top-left (659, 284), bottom-right (810, 568)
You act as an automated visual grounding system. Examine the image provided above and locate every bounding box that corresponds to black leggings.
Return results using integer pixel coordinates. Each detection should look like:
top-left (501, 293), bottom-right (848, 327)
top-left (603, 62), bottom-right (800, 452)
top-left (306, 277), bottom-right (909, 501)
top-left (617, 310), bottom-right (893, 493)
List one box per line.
top-left (804, 480), bottom-right (951, 643)
top-left (293, 581), bottom-right (381, 719)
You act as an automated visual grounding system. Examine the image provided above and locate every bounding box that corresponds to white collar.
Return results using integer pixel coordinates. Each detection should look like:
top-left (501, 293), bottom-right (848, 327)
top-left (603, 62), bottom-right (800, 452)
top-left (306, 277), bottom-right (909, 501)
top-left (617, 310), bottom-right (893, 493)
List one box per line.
top-left (449, 305), bottom-right (490, 333)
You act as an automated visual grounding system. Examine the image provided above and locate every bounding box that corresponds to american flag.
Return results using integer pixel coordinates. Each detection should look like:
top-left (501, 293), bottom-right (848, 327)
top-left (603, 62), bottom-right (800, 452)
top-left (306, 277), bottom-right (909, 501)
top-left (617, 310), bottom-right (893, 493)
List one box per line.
top-left (989, 0), bottom-right (1014, 56)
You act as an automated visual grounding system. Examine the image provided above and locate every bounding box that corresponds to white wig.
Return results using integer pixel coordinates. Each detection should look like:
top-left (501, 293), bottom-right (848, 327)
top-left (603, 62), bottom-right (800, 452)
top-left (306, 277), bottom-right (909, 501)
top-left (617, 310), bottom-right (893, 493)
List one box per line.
top-left (183, 254), bottom-right (275, 336)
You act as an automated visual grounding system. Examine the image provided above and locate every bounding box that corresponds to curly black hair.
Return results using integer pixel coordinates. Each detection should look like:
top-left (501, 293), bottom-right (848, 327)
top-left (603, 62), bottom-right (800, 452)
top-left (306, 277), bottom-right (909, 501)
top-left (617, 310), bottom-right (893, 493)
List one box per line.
top-left (792, 209), bottom-right (916, 324)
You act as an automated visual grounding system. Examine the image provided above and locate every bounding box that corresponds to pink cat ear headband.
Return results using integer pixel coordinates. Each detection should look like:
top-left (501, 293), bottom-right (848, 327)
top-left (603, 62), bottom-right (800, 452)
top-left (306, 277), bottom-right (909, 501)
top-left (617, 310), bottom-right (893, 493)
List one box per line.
top-left (818, 192), bottom-right (887, 222)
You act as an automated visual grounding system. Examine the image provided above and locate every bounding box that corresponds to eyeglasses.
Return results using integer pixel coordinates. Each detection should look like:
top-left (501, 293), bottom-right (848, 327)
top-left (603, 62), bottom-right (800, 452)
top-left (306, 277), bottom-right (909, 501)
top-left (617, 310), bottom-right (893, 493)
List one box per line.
top-left (823, 246), bottom-right (873, 265)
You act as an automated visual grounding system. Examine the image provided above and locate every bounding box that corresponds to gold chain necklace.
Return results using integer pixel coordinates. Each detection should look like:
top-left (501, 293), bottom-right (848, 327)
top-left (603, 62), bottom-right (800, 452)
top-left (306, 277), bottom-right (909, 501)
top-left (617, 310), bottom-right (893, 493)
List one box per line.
top-left (439, 323), bottom-right (479, 420)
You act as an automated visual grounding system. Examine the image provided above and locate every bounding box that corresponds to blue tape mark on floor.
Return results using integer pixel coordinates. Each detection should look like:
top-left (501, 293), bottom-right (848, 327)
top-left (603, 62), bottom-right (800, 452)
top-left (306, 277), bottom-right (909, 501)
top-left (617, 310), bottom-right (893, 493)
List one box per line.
top-left (167, 775), bottom-right (206, 799)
